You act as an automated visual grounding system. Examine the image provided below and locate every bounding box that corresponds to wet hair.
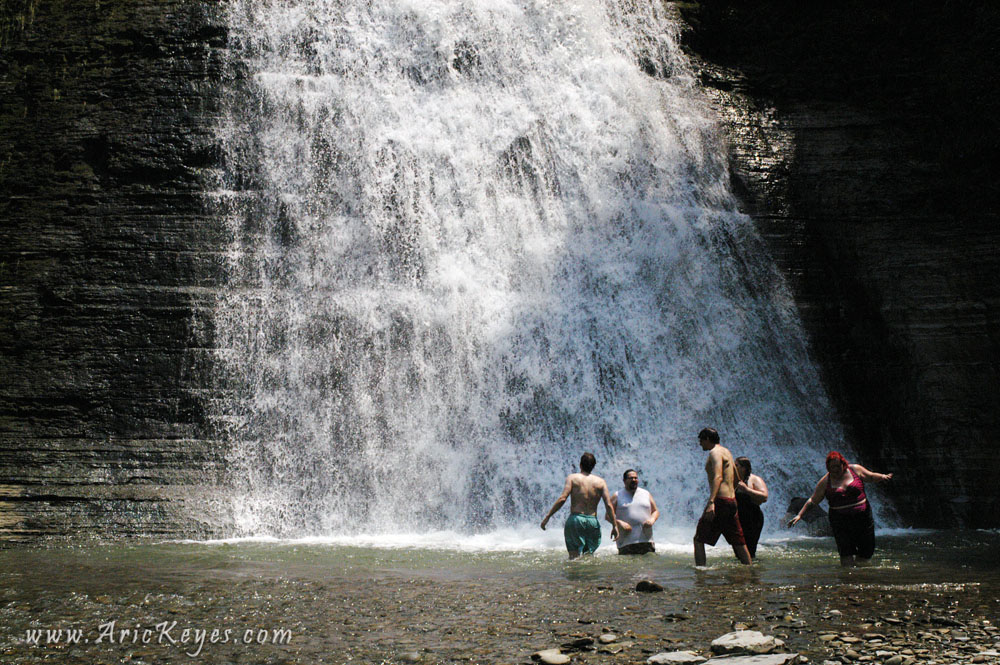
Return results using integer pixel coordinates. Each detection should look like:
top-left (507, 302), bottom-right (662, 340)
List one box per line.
top-left (623, 468), bottom-right (637, 481)
top-left (826, 450), bottom-right (849, 470)
top-left (735, 456), bottom-right (752, 475)
top-left (580, 452), bottom-right (596, 473)
top-left (698, 427), bottom-right (720, 444)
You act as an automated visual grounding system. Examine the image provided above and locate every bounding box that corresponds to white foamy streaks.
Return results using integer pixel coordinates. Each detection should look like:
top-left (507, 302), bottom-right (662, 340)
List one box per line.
top-left (211, 0), bottom-right (887, 538)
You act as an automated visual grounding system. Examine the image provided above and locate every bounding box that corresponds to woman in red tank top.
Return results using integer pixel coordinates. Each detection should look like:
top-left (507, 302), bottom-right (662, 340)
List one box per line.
top-left (787, 451), bottom-right (893, 566)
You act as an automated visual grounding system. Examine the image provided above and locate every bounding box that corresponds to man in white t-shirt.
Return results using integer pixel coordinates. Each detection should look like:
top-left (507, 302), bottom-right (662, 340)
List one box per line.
top-left (611, 469), bottom-right (660, 555)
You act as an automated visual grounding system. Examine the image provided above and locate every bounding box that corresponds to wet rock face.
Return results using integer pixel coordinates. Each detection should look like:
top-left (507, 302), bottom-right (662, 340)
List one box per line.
top-left (678, 1), bottom-right (1000, 526)
top-left (1, 0), bottom-right (998, 538)
top-left (0, 0), bottom-right (228, 538)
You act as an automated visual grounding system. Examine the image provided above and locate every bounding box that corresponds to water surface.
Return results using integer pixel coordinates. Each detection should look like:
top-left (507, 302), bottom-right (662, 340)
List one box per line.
top-left (2, 530), bottom-right (997, 664)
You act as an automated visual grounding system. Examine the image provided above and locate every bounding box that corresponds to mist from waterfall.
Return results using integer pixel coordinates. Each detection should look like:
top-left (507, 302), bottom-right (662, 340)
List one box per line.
top-left (211, 0), bottom-right (868, 540)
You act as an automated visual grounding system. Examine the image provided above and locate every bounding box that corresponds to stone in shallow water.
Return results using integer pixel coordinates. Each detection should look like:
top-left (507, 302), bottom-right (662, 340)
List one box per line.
top-left (664, 613), bottom-right (692, 622)
top-left (637, 580), bottom-right (665, 593)
top-left (532, 649), bottom-right (570, 664)
top-left (647, 651), bottom-right (707, 664)
top-left (711, 630), bottom-right (785, 655)
top-left (599, 633), bottom-right (617, 644)
top-left (703, 655), bottom-right (800, 665)
top-left (560, 636), bottom-right (594, 651)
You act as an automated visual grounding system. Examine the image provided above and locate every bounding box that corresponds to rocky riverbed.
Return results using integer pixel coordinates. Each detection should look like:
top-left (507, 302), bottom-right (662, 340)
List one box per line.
top-left (0, 537), bottom-right (998, 664)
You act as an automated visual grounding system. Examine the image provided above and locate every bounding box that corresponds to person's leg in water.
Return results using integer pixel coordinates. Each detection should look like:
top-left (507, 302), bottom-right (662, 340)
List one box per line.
top-left (717, 498), bottom-right (752, 565)
top-left (693, 512), bottom-right (718, 566)
top-left (732, 543), bottom-right (752, 565)
top-left (832, 505), bottom-right (874, 567)
top-left (854, 506), bottom-right (876, 566)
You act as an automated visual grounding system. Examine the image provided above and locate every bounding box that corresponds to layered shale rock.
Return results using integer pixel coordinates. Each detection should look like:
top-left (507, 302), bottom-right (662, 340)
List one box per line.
top-left (0, 0), bottom-right (227, 538)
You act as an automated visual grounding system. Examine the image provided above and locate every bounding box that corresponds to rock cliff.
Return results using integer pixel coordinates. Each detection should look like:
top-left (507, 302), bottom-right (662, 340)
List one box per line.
top-left (677, 0), bottom-right (1000, 526)
top-left (0, 0), bottom-right (226, 538)
top-left (1, 0), bottom-right (996, 537)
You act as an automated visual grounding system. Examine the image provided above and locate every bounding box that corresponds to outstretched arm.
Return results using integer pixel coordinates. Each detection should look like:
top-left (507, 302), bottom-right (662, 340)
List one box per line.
top-left (541, 476), bottom-right (572, 530)
top-left (788, 474), bottom-right (828, 527)
top-left (852, 464), bottom-right (892, 483)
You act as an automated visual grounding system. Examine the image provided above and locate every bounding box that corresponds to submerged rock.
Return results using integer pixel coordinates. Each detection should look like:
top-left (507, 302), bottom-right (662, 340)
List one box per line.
top-left (559, 636), bottom-right (594, 652)
top-left (647, 650), bottom-right (707, 663)
top-left (704, 655), bottom-right (800, 665)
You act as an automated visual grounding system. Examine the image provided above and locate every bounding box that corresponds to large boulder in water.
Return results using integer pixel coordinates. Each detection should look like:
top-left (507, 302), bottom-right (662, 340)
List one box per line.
top-left (783, 498), bottom-right (831, 536)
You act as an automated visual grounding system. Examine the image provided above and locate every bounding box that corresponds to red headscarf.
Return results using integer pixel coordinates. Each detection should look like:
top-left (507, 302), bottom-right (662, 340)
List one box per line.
top-left (826, 450), bottom-right (849, 470)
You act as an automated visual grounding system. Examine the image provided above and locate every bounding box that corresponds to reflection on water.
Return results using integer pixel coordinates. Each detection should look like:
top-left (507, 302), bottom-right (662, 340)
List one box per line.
top-left (2, 531), bottom-right (998, 592)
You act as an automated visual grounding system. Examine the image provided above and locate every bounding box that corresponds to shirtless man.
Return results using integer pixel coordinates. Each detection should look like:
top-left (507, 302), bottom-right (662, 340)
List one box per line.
top-left (540, 452), bottom-right (619, 559)
top-left (693, 428), bottom-right (752, 566)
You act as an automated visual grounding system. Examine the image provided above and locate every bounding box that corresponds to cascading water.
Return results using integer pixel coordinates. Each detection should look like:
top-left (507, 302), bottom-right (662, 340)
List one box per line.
top-left (211, 0), bottom-right (874, 540)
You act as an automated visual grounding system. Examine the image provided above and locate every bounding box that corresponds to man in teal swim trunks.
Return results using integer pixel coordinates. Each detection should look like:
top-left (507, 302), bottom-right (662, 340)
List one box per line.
top-left (540, 452), bottom-right (619, 558)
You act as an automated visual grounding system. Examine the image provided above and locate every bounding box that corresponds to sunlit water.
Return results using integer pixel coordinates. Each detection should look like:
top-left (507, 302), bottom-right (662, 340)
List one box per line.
top-left (4, 531), bottom-right (999, 591)
top-left (211, 0), bottom-right (886, 539)
top-left (3, 533), bottom-right (997, 663)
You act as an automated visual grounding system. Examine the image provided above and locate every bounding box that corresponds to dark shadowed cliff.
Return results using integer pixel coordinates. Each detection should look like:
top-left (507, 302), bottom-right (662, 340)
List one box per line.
top-left (677, 0), bottom-right (1000, 526)
top-left (0, 0), bottom-right (227, 538)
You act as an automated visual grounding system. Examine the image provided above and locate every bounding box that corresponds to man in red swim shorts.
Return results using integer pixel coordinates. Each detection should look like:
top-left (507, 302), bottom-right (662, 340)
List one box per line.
top-left (694, 428), bottom-right (752, 566)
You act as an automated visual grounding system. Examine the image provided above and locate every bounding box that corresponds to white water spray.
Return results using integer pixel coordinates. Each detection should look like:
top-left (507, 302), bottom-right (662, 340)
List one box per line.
top-left (212, 0), bottom-right (868, 540)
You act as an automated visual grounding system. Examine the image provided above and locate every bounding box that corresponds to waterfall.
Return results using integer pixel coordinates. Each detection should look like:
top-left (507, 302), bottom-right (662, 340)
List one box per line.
top-left (211, 0), bottom-right (860, 539)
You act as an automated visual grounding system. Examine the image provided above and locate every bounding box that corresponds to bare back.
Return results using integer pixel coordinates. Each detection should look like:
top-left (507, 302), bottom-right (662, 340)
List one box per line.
top-left (567, 472), bottom-right (608, 515)
top-left (705, 445), bottom-right (738, 499)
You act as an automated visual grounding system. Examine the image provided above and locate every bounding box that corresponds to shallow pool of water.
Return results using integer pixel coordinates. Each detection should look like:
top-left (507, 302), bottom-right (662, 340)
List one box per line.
top-left (1, 530), bottom-right (997, 664)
